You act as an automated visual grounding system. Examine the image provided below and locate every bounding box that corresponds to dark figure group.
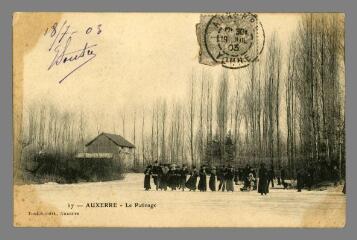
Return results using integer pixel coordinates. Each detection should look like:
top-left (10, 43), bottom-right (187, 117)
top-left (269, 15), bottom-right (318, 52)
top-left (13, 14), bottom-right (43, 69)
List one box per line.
top-left (295, 165), bottom-right (314, 192)
top-left (144, 161), bottom-right (344, 195)
top-left (294, 163), bottom-right (343, 192)
top-left (145, 162), bottom-right (250, 193)
top-left (145, 162), bottom-right (284, 195)
top-left (145, 161), bottom-right (189, 191)
top-left (238, 164), bottom-right (258, 192)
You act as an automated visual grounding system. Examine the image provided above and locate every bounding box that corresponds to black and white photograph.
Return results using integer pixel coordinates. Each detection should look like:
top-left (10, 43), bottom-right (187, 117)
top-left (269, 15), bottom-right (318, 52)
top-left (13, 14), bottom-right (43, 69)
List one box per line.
top-left (13, 12), bottom-right (345, 227)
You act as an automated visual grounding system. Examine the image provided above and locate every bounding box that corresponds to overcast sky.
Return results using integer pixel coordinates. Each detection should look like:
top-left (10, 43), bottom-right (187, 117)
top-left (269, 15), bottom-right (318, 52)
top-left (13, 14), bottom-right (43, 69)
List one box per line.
top-left (22, 13), bottom-right (301, 138)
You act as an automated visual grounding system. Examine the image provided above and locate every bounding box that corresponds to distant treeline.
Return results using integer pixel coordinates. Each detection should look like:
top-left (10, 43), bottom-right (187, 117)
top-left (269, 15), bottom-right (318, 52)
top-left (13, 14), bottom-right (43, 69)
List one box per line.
top-left (19, 104), bottom-right (124, 183)
top-left (15, 13), bottom-right (345, 183)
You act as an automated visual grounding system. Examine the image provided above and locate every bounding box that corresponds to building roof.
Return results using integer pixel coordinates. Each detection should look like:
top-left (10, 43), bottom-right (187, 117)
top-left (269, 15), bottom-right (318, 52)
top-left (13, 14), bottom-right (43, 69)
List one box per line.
top-left (76, 153), bottom-right (114, 159)
top-left (85, 132), bottom-right (135, 148)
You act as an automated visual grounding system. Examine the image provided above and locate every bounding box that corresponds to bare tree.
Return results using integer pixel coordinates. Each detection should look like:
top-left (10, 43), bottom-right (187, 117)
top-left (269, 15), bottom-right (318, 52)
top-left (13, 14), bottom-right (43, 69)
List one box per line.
top-left (133, 110), bottom-right (136, 167)
top-left (187, 73), bottom-right (196, 166)
top-left (121, 111), bottom-right (126, 138)
top-left (216, 70), bottom-right (229, 165)
top-left (161, 100), bottom-right (167, 162)
top-left (142, 108), bottom-right (145, 166)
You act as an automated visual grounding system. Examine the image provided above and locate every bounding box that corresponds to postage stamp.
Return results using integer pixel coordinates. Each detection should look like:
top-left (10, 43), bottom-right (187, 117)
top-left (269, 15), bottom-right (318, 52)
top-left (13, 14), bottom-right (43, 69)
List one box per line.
top-left (196, 13), bottom-right (265, 69)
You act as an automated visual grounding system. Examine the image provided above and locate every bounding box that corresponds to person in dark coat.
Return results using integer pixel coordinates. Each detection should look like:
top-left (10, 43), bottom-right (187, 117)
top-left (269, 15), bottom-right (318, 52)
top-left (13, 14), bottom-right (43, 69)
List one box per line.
top-left (209, 166), bottom-right (217, 191)
top-left (198, 165), bottom-right (207, 192)
top-left (268, 166), bottom-right (275, 188)
top-left (225, 165), bottom-right (235, 192)
top-left (276, 165), bottom-right (282, 185)
top-left (250, 167), bottom-right (257, 190)
top-left (180, 164), bottom-right (189, 191)
top-left (168, 165), bottom-right (177, 190)
top-left (296, 167), bottom-right (305, 192)
top-left (217, 166), bottom-right (222, 189)
top-left (176, 167), bottom-right (182, 188)
top-left (151, 161), bottom-right (163, 190)
top-left (144, 165), bottom-right (152, 191)
top-left (218, 165), bottom-right (227, 191)
top-left (234, 168), bottom-right (239, 185)
top-left (280, 166), bottom-right (287, 189)
top-left (160, 165), bottom-right (169, 191)
top-left (173, 165), bottom-right (181, 190)
top-left (243, 164), bottom-right (251, 188)
top-left (258, 163), bottom-right (269, 195)
top-left (186, 166), bottom-right (199, 191)
top-left (332, 165), bottom-right (340, 187)
top-left (238, 168), bottom-right (244, 181)
top-left (247, 173), bottom-right (255, 191)
top-left (305, 165), bottom-right (314, 191)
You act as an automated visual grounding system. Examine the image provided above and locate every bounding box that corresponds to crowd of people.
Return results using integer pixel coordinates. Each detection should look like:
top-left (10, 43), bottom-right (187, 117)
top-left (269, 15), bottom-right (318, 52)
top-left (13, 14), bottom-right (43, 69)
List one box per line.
top-left (144, 161), bottom-right (284, 195)
top-left (144, 161), bottom-right (345, 194)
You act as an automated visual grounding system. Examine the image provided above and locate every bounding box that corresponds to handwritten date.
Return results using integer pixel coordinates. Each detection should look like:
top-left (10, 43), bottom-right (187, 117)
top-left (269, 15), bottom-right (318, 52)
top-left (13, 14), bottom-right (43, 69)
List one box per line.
top-left (44, 21), bottom-right (102, 83)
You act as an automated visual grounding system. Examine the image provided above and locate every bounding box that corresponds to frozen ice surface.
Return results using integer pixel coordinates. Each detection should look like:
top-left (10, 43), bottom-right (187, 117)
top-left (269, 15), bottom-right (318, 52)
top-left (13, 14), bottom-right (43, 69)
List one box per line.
top-left (15, 173), bottom-right (346, 227)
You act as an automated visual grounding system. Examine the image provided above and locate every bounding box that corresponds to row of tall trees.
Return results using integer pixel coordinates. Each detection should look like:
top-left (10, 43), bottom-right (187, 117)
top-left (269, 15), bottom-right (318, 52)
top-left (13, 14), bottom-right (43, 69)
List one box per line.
top-left (126, 14), bottom-right (345, 179)
top-left (24, 102), bottom-right (87, 155)
top-left (286, 13), bottom-right (345, 178)
top-left (19, 102), bottom-right (92, 183)
top-left (20, 13), bottom-right (345, 180)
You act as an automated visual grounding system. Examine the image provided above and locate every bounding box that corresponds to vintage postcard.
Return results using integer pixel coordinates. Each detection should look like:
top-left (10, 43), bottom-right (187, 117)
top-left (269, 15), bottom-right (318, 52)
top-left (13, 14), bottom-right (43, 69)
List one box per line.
top-left (13, 12), bottom-right (346, 227)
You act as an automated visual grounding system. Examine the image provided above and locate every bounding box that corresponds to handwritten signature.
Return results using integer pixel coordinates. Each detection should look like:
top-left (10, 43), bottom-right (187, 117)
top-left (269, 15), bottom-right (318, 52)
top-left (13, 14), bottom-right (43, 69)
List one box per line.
top-left (44, 21), bottom-right (102, 83)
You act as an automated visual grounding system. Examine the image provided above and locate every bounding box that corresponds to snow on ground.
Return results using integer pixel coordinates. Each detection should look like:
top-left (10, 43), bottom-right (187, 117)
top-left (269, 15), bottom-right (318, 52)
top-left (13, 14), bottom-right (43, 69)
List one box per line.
top-left (14, 173), bottom-right (346, 227)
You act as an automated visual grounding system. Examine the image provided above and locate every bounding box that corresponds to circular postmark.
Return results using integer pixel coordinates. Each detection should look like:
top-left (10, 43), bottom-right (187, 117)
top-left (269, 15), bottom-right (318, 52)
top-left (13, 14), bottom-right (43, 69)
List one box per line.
top-left (204, 13), bottom-right (265, 69)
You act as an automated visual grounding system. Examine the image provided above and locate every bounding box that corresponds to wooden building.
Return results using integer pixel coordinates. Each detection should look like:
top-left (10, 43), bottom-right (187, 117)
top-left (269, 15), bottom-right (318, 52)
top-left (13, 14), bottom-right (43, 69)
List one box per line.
top-left (76, 132), bottom-right (135, 170)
